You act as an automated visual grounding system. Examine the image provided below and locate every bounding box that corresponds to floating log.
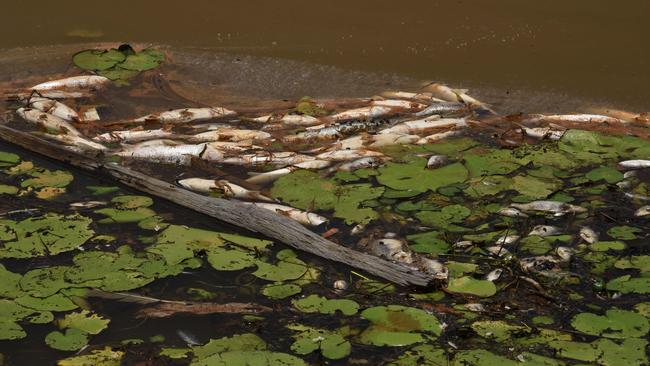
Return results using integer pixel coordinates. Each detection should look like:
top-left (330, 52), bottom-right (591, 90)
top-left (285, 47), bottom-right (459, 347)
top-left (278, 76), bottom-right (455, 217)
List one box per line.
top-left (0, 124), bottom-right (434, 287)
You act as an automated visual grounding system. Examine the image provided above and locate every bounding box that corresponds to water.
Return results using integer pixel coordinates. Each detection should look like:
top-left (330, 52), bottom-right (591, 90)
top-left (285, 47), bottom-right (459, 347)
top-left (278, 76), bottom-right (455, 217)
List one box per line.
top-left (1, 0), bottom-right (649, 109)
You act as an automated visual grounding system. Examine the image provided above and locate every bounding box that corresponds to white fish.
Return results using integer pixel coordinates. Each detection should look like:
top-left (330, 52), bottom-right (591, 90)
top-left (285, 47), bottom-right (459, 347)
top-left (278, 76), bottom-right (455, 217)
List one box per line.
top-left (31, 75), bottom-right (110, 91)
top-left (579, 227), bottom-right (599, 244)
top-left (177, 330), bottom-right (201, 346)
top-left (426, 155), bottom-right (448, 168)
top-left (528, 225), bottom-right (562, 237)
top-left (498, 207), bottom-right (528, 218)
top-left (189, 123), bottom-right (233, 130)
top-left (618, 160), bottom-right (650, 170)
top-left (134, 107), bottom-right (236, 124)
top-left (464, 303), bottom-right (485, 312)
top-left (245, 160), bottom-right (332, 185)
top-left (28, 97), bottom-right (79, 121)
top-left (371, 99), bottom-right (427, 111)
top-left (526, 114), bottom-right (624, 124)
top-left (380, 90), bottom-right (447, 103)
top-left (496, 235), bottom-right (520, 245)
top-left (485, 246), bottom-right (512, 258)
top-left (421, 83), bottom-right (488, 108)
top-left (369, 238), bottom-right (413, 264)
top-left (623, 171), bottom-right (638, 179)
top-left (522, 127), bottom-right (565, 141)
top-left (420, 258), bottom-right (448, 280)
top-left (247, 202), bottom-right (328, 226)
top-left (81, 107), bottom-right (100, 122)
top-left (114, 141), bottom-right (208, 165)
top-left (379, 117), bottom-right (466, 135)
top-left (9, 90), bottom-right (89, 100)
top-left (222, 152), bottom-right (315, 166)
top-left (316, 149), bottom-right (384, 161)
top-left (328, 106), bottom-right (393, 122)
top-left (39, 132), bottom-right (107, 151)
top-left (178, 178), bottom-right (273, 202)
top-left (485, 269), bottom-right (503, 282)
top-left (511, 201), bottom-right (587, 215)
top-left (635, 206), bottom-right (650, 217)
top-left (333, 280), bottom-right (349, 291)
top-left (94, 129), bottom-right (174, 143)
top-left (338, 157), bottom-right (384, 172)
top-left (186, 128), bottom-right (271, 143)
top-left (69, 201), bottom-right (107, 209)
top-left (253, 114), bottom-right (321, 127)
top-left (367, 133), bottom-right (420, 148)
top-left (17, 108), bottom-right (82, 136)
top-left (416, 130), bottom-right (463, 144)
top-left (556, 247), bottom-right (574, 262)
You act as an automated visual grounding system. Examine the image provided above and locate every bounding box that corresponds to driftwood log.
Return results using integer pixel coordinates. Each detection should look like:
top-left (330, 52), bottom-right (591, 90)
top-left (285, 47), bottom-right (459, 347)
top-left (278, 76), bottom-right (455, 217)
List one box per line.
top-left (0, 124), bottom-right (434, 287)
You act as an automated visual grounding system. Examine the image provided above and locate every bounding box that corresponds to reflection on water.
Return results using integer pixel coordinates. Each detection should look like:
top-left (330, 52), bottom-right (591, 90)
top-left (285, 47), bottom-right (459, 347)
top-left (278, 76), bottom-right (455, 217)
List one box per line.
top-left (1, 0), bottom-right (649, 107)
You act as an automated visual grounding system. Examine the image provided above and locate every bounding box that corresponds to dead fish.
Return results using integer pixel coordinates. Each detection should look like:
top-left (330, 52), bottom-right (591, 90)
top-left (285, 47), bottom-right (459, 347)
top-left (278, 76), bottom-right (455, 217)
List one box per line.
top-left (245, 160), bottom-right (332, 185)
top-left (350, 224), bottom-right (366, 236)
top-left (380, 90), bottom-right (447, 103)
top-left (414, 102), bottom-right (468, 117)
top-left (222, 151), bottom-right (315, 166)
top-left (635, 206), bottom-right (650, 217)
top-left (284, 119), bottom-right (388, 143)
top-left (624, 192), bottom-right (650, 201)
top-left (134, 107), bottom-right (236, 124)
top-left (371, 99), bottom-right (427, 111)
top-left (521, 126), bottom-right (565, 141)
top-left (17, 108), bottom-right (82, 136)
top-left (178, 178), bottom-right (273, 202)
top-left (528, 225), bottom-right (562, 237)
top-left (246, 202), bottom-right (328, 226)
top-left (327, 106), bottom-right (394, 122)
top-left (426, 155), bottom-right (448, 168)
top-left (94, 128), bottom-right (175, 143)
top-left (369, 237), bottom-right (413, 264)
top-left (420, 258), bottom-right (448, 280)
top-left (253, 113), bottom-right (321, 127)
top-left (177, 330), bottom-right (201, 346)
top-left (496, 235), bottom-right (520, 245)
top-left (367, 133), bottom-right (420, 148)
top-left (485, 246), bottom-right (513, 259)
top-left (464, 303), bottom-right (485, 312)
top-left (28, 97), bottom-right (79, 121)
top-left (416, 130), bottom-right (463, 144)
top-left (379, 117), bottom-right (466, 135)
top-left (31, 75), bottom-right (110, 91)
top-left (421, 83), bottom-right (489, 109)
top-left (69, 201), bottom-right (107, 209)
top-left (186, 128), bottom-right (271, 143)
top-left (555, 247), bottom-right (574, 262)
top-left (623, 171), bottom-right (637, 179)
top-left (519, 256), bottom-right (565, 277)
top-left (114, 140), bottom-right (208, 165)
top-left (498, 207), bottom-right (529, 218)
top-left (586, 107), bottom-right (650, 123)
top-left (189, 123), bottom-right (233, 130)
top-left (81, 107), bottom-right (100, 122)
top-left (38, 132), bottom-right (107, 151)
top-left (485, 269), bottom-right (503, 282)
top-left (316, 149), bottom-right (384, 161)
top-left (618, 160), bottom-right (650, 170)
top-left (525, 114), bottom-right (624, 124)
top-left (511, 201), bottom-right (587, 215)
top-left (333, 280), bottom-right (349, 291)
top-left (579, 227), bottom-right (599, 244)
top-left (8, 90), bottom-right (89, 100)
top-left (338, 157), bottom-right (384, 172)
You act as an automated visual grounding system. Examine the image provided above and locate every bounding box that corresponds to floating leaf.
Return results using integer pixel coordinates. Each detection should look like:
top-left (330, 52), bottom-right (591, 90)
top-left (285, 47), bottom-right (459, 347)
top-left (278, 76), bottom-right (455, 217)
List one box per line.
top-left (73, 49), bottom-right (126, 71)
top-left (111, 195), bottom-right (153, 209)
top-left (261, 283), bottom-right (301, 300)
top-left (0, 184), bottom-right (18, 195)
top-left (207, 247), bottom-right (256, 271)
top-left (452, 350), bottom-right (519, 366)
top-left (58, 310), bottom-right (110, 335)
top-left (586, 167), bottom-right (624, 183)
top-left (0, 151), bottom-right (20, 166)
top-left (571, 309), bottom-right (649, 339)
top-left (57, 347), bottom-right (124, 366)
top-left (446, 276), bottom-right (496, 297)
top-left (359, 305), bottom-right (442, 347)
top-left (252, 249), bottom-right (308, 281)
top-left (377, 159), bottom-right (468, 193)
top-left (606, 275), bottom-right (650, 294)
top-left (95, 207), bottom-right (156, 223)
top-left (288, 324), bottom-right (351, 360)
top-left (607, 225), bottom-right (641, 240)
top-left (21, 169), bottom-right (73, 188)
top-left (389, 345), bottom-right (447, 366)
top-left (292, 294), bottom-right (359, 315)
top-left (45, 328), bottom-right (88, 351)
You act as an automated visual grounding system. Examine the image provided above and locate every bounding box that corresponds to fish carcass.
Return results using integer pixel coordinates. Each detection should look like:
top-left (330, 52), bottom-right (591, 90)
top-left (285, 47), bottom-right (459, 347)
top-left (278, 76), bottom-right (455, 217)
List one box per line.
top-left (134, 107), bottom-right (236, 124)
top-left (113, 140), bottom-right (211, 165)
top-left (185, 128), bottom-right (271, 143)
top-left (177, 178), bottom-right (273, 202)
top-left (94, 128), bottom-right (175, 143)
top-left (510, 201), bottom-right (587, 215)
top-left (16, 108), bottom-right (82, 136)
top-left (245, 160), bottom-right (332, 185)
top-left (27, 97), bottom-right (79, 121)
top-left (246, 202), bottom-right (328, 226)
top-left (31, 75), bottom-right (111, 91)
top-left (252, 114), bottom-right (321, 127)
top-left (379, 117), bottom-right (466, 135)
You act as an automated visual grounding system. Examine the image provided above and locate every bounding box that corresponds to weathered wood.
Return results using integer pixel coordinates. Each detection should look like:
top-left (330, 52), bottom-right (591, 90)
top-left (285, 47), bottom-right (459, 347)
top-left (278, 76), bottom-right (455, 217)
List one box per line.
top-left (0, 124), bottom-right (434, 287)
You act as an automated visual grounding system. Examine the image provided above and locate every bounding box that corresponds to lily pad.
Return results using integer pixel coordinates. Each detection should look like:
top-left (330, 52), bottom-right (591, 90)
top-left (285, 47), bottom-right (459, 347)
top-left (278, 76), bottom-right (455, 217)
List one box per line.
top-left (261, 283), bottom-right (301, 300)
top-left (21, 169), bottom-right (73, 188)
top-left (571, 309), bottom-right (649, 338)
top-left (288, 324), bottom-right (351, 360)
top-left (377, 159), bottom-right (468, 193)
top-left (586, 167), bottom-right (624, 183)
top-left (57, 347), bottom-right (124, 366)
top-left (452, 350), bottom-right (519, 366)
top-left (359, 305), bottom-right (442, 347)
top-left (0, 184), bottom-right (18, 195)
top-left (252, 249), bottom-right (308, 281)
top-left (446, 276), bottom-right (497, 297)
top-left (292, 294), bottom-right (359, 315)
top-left (606, 275), bottom-right (650, 294)
top-left (606, 225), bottom-right (641, 240)
top-left (389, 345), bottom-right (447, 366)
top-left (45, 328), bottom-right (89, 351)
top-left (207, 246), bottom-right (256, 271)
top-left (59, 310), bottom-right (110, 335)
top-left (73, 49), bottom-right (126, 71)
top-left (111, 195), bottom-right (153, 209)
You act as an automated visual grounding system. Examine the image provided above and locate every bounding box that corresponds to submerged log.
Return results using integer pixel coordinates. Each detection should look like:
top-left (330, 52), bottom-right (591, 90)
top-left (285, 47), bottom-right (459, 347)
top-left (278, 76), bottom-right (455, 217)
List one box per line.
top-left (0, 124), bottom-right (434, 287)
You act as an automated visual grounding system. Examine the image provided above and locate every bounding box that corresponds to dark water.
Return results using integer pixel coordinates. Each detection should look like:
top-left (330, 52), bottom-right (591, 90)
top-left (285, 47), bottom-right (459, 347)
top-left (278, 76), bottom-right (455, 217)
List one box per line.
top-left (1, 0), bottom-right (649, 108)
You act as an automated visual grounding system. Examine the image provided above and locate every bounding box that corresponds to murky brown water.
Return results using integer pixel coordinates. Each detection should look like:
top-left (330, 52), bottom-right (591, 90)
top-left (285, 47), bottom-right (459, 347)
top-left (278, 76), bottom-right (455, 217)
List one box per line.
top-left (1, 0), bottom-right (649, 109)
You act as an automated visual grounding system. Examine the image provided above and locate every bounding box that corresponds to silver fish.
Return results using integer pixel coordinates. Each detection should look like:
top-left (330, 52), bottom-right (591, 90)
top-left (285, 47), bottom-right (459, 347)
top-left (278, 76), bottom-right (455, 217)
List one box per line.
top-left (134, 107), bottom-right (236, 124)
top-left (328, 106), bottom-right (393, 122)
top-left (39, 132), bottom-right (107, 151)
top-left (416, 130), bottom-right (463, 144)
top-left (379, 117), bottom-right (466, 135)
top-left (635, 206), bottom-right (650, 217)
top-left (421, 83), bottom-right (489, 109)
top-left (178, 178), bottom-right (273, 202)
top-left (28, 97), bottom-right (79, 121)
top-left (525, 114), bottom-right (624, 124)
top-left (114, 141), bottom-right (208, 165)
top-left (253, 114), bottom-right (321, 126)
top-left (177, 330), bottom-right (201, 346)
top-left (186, 128), bottom-right (271, 143)
top-left (284, 119), bottom-right (388, 143)
top-left (245, 160), bottom-right (332, 185)
top-left (522, 127), bottom-right (565, 140)
top-left (579, 227), bottom-right (599, 244)
top-left (498, 207), bottom-right (529, 218)
top-left (414, 102), bottom-right (468, 117)
top-left (528, 225), bottom-right (562, 237)
top-left (371, 99), bottom-right (427, 111)
top-left (496, 235), bottom-right (520, 245)
top-left (222, 152), bottom-right (315, 166)
top-left (380, 90), bottom-right (447, 103)
top-left (69, 201), bottom-right (107, 209)
top-left (618, 160), bottom-right (650, 170)
top-left (556, 247), bottom-right (574, 262)
top-left (420, 258), bottom-right (448, 280)
top-left (511, 201), bottom-right (587, 215)
top-left (426, 155), bottom-right (448, 168)
top-left (369, 237), bottom-right (413, 264)
top-left (31, 75), bottom-right (110, 91)
top-left (17, 108), bottom-right (82, 136)
top-left (485, 269), bottom-right (503, 282)
top-left (338, 157), bottom-right (384, 172)
top-left (94, 129), bottom-right (174, 143)
top-left (247, 202), bottom-right (328, 226)
top-left (9, 90), bottom-right (89, 100)
top-left (316, 149), bottom-right (384, 161)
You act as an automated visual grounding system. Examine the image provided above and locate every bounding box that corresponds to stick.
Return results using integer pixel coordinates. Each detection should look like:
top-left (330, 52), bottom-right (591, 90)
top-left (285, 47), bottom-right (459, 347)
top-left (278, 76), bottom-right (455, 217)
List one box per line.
top-left (0, 124), bottom-right (433, 287)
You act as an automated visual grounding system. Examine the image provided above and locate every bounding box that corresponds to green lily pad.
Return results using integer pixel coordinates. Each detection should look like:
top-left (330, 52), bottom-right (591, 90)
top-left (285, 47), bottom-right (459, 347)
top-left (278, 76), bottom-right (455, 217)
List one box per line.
top-left (471, 320), bottom-right (529, 341)
top-left (407, 232), bottom-right (450, 255)
top-left (0, 151), bottom-right (20, 165)
top-left (452, 350), bottom-right (519, 366)
top-left (415, 204), bottom-right (470, 228)
top-left (207, 246), bottom-right (256, 271)
top-left (550, 338), bottom-right (648, 365)
top-left (192, 333), bottom-right (267, 359)
top-left (0, 184), bottom-right (18, 195)
top-left (288, 324), bottom-right (351, 360)
top-left (87, 186), bottom-right (120, 195)
top-left (95, 207), bottom-right (157, 223)
top-left (73, 49), bottom-right (126, 71)
top-left (45, 328), bottom-right (89, 351)
top-left (59, 310), bottom-right (110, 335)
top-left (252, 249), bottom-right (308, 281)
top-left (119, 49), bottom-right (165, 71)
top-left (377, 159), bottom-right (468, 193)
top-left (292, 294), bottom-right (359, 315)
top-left (21, 169), bottom-right (73, 188)
top-left (446, 276), bottom-right (497, 297)
top-left (111, 195), bottom-right (153, 209)
top-left (389, 345), bottom-right (447, 366)
top-left (606, 225), bottom-right (641, 240)
top-left (586, 167), bottom-right (624, 183)
top-left (359, 305), bottom-right (442, 347)
top-left (571, 309), bottom-right (649, 338)
top-left (0, 264), bottom-right (24, 299)
top-left (15, 294), bottom-right (78, 312)
top-left (261, 283), bottom-right (301, 299)
top-left (57, 347), bottom-right (124, 366)
top-left (97, 67), bottom-right (139, 81)
top-left (606, 275), bottom-right (650, 294)
top-left (615, 256), bottom-right (650, 272)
